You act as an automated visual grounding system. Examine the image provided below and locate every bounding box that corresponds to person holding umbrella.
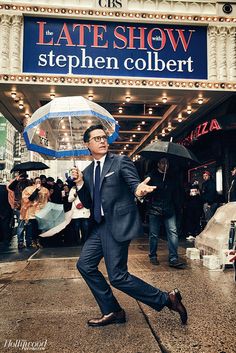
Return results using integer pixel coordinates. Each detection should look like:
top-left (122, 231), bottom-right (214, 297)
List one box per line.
top-left (146, 158), bottom-right (186, 268)
top-left (73, 124), bottom-right (188, 327)
top-left (21, 177), bottom-right (50, 248)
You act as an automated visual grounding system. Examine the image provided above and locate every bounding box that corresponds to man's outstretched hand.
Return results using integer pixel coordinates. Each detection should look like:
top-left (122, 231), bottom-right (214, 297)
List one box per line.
top-left (135, 177), bottom-right (156, 198)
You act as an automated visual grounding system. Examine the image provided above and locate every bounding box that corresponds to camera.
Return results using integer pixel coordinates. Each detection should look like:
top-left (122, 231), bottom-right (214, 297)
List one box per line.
top-left (222, 3), bottom-right (233, 14)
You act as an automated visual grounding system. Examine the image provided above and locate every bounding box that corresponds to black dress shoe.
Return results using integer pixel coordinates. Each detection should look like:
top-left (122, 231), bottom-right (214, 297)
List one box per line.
top-left (166, 288), bottom-right (188, 325)
top-left (87, 309), bottom-right (126, 327)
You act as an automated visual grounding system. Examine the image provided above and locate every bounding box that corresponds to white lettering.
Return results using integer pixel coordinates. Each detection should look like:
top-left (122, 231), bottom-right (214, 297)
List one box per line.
top-left (80, 48), bottom-right (94, 68)
top-left (135, 58), bottom-right (146, 70)
top-left (106, 56), bottom-right (119, 69)
top-left (36, 49), bottom-right (193, 75)
top-left (94, 56), bottom-right (105, 69)
top-left (48, 51), bottom-right (56, 67)
top-left (38, 54), bottom-right (47, 66)
top-left (187, 56), bottom-right (194, 72)
top-left (124, 57), bottom-right (134, 70)
top-left (67, 55), bottom-right (80, 74)
top-left (55, 55), bottom-right (67, 67)
top-left (166, 59), bottom-right (177, 71)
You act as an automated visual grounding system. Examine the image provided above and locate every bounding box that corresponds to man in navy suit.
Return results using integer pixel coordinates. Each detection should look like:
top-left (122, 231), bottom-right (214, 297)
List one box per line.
top-left (74, 125), bottom-right (187, 327)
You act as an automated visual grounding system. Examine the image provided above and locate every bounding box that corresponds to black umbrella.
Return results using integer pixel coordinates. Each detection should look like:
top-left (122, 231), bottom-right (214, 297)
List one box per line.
top-left (11, 161), bottom-right (49, 173)
top-left (139, 141), bottom-right (200, 165)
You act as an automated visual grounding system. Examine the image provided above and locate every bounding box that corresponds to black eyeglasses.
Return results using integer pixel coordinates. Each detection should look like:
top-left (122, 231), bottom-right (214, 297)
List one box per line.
top-left (89, 135), bottom-right (108, 142)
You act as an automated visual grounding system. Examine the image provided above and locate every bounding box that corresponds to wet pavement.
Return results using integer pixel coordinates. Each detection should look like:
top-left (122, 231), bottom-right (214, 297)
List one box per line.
top-left (0, 237), bottom-right (235, 353)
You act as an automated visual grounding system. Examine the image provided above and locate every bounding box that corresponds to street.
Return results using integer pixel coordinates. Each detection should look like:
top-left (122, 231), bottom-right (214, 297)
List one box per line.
top-left (0, 237), bottom-right (235, 353)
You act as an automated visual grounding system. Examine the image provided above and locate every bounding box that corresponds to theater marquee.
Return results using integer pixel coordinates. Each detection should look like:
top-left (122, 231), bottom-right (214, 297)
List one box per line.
top-left (23, 17), bottom-right (207, 79)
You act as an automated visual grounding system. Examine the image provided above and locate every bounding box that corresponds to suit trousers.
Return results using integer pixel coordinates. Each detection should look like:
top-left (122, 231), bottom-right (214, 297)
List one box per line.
top-left (77, 219), bottom-right (169, 315)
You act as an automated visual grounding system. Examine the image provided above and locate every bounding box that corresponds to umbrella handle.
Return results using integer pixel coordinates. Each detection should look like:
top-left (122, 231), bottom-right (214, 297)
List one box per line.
top-left (68, 115), bottom-right (76, 165)
top-left (163, 163), bottom-right (167, 181)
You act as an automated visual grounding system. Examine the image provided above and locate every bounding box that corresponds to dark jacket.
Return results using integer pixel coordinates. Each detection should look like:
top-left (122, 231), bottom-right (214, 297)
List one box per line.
top-left (145, 169), bottom-right (176, 218)
top-left (201, 179), bottom-right (217, 205)
top-left (8, 178), bottom-right (31, 209)
top-left (78, 152), bottom-right (143, 242)
top-left (0, 184), bottom-right (12, 218)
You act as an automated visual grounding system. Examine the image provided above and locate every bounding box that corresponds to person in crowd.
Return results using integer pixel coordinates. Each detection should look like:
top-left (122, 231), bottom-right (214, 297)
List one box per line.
top-left (61, 182), bottom-right (71, 212)
top-left (21, 177), bottom-right (49, 248)
top-left (8, 172), bottom-right (31, 249)
top-left (47, 177), bottom-right (64, 204)
top-left (201, 171), bottom-right (218, 223)
top-left (145, 158), bottom-right (186, 268)
top-left (67, 170), bottom-right (90, 245)
top-left (73, 124), bottom-right (187, 327)
top-left (0, 183), bottom-right (13, 247)
top-left (60, 182), bottom-right (74, 245)
top-left (228, 166), bottom-right (236, 202)
top-left (39, 174), bottom-right (47, 188)
top-left (185, 183), bottom-right (203, 241)
top-left (46, 176), bottom-right (56, 199)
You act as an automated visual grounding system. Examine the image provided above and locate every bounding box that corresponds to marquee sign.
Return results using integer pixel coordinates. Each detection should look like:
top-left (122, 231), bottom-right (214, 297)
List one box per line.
top-left (23, 17), bottom-right (207, 79)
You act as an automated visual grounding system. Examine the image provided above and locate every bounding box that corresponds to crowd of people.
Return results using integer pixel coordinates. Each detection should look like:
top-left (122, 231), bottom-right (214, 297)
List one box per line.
top-left (0, 172), bottom-right (90, 249)
top-left (1, 124), bottom-right (236, 327)
top-left (0, 160), bottom-right (236, 254)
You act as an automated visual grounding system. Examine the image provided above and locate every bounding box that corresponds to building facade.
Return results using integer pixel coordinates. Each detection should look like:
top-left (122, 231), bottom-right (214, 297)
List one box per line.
top-left (0, 0), bottom-right (235, 195)
top-left (0, 115), bottom-right (16, 181)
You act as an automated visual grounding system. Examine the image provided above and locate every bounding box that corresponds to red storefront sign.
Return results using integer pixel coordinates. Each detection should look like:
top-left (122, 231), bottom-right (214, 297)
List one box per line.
top-left (179, 118), bottom-right (222, 146)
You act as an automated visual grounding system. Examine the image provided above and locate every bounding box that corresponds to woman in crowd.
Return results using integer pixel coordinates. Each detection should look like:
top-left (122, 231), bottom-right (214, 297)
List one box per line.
top-left (67, 168), bottom-right (90, 245)
top-left (21, 177), bottom-right (49, 248)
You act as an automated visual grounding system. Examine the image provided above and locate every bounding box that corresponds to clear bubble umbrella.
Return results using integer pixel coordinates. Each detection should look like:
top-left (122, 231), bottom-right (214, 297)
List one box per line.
top-left (23, 96), bottom-right (119, 159)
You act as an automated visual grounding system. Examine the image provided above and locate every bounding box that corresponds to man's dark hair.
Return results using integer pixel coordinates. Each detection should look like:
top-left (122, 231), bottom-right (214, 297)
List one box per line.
top-left (47, 177), bottom-right (55, 183)
top-left (40, 174), bottom-right (46, 180)
top-left (83, 124), bottom-right (106, 143)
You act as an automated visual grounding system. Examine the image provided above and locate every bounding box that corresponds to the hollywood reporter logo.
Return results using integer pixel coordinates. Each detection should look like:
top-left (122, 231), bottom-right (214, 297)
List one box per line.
top-left (4, 339), bottom-right (47, 351)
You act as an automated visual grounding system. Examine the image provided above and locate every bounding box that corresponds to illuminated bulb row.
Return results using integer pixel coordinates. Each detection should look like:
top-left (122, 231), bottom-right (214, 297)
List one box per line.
top-left (3, 76), bottom-right (236, 91)
top-left (1, 4), bottom-right (235, 23)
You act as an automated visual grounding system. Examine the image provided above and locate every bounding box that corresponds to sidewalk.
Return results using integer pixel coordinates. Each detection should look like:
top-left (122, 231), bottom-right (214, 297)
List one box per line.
top-left (0, 238), bottom-right (235, 353)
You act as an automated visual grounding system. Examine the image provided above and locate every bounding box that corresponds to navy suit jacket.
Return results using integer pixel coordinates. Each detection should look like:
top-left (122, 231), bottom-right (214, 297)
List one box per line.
top-left (78, 152), bottom-right (143, 242)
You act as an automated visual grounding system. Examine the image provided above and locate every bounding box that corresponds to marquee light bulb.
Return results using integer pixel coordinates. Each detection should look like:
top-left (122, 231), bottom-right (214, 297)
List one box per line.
top-left (162, 97), bottom-right (167, 103)
top-left (198, 97), bottom-right (204, 104)
top-left (177, 113), bottom-right (183, 122)
top-left (187, 106), bottom-right (192, 114)
top-left (167, 122), bottom-right (172, 131)
top-left (11, 91), bottom-right (17, 99)
top-left (18, 100), bottom-right (24, 109)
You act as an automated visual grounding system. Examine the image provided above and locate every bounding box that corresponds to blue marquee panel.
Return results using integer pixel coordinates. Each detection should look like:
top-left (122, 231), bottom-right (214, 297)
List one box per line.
top-left (23, 17), bottom-right (208, 80)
